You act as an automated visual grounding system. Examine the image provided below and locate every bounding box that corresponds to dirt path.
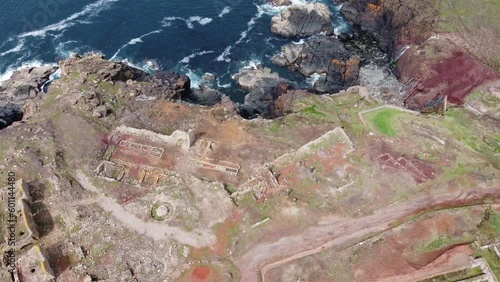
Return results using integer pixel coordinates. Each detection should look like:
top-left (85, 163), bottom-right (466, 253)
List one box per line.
top-left (75, 171), bottom-right (216, 248)
top-left (234, 188), bottom-right (500, 282)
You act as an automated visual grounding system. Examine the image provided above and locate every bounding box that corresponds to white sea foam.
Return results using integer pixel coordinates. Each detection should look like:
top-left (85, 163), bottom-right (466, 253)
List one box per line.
top-left (259, 0), bottom-right (315, 16)
top-left (0, 60), bottom-right (54, 86)
top-left (49, 68), bottom-right (62, 80)
top-left (230, 59), bottom-right (263, 80)
top-left (145, 59), bottom-right (160, 71)
top-left (305, 72), bottom-right (323, 86)
top-left (119, 58), bottom-right (161, 73)
top-left (216, 4), bottom-right (265, 62)
top-left (0, 39), bottom-right (25, 57)
top-left (121, 58), bottom-right (151, 73)
top-left (180, 50), bottom-right (214, 64)
top-left (110, 29), bottom-right (162, 60)
top-left (218, 7), bottom-right (231, 17)
top-left (40, 67), bottom-right (61, 92)
top-left (161, 16), bottom-right (213, 29)
top-left (334, 22), bottom-right (350, 36)
top-left (129, 38), bottom-right (143, 45)
top-left (292, 39), bottom-right (306, 45)
top-left (241, 59), bottom-right (262, 71)
top-left (54, 40), bottom-right (82, 59)
top-left (216, 79), bottom-right (231, 88)
top-left (216, 46), bottom-right (232, 62)
top-left (189, 16), bottom-right (213, 26)
top-left (182, 67), bottom-right (203, 88)
top-left (18, 0), bottom-right (120, 38)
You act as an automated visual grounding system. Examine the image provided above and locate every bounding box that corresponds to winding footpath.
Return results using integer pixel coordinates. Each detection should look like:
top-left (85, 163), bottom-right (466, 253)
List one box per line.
top-left (75, 171), bottom-right (216, 248)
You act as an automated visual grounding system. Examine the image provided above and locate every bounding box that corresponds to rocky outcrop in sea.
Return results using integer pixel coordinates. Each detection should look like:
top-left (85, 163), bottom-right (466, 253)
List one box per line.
top-left (0, 66), bottom-right (57, 128)
top-left (235, 66), bottom-right (298, 118)
top-left (273, 37), bottom-right (361, 93)
top-left (271, 3), bottom-right (334, 38)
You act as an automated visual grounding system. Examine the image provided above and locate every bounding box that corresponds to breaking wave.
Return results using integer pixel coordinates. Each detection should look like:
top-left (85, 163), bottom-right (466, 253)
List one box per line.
top-left (161, 16), bottom-right (213, 29)
top-left (180, 50), bottom-right (215, 64)
top-left (18, 0), bottom-right (120, 38)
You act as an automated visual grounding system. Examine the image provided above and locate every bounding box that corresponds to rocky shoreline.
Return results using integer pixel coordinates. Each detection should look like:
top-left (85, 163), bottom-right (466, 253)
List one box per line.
top-left (1, 0), bottom-right (499, 126)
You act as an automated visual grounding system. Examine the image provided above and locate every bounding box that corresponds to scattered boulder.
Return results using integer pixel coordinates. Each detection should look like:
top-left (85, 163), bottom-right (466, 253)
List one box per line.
top-left (188, 86), bottom-right (223, 106)
top-left (153, 71), bottom-right (191, 98)
top-left (242, 80), bottom-right (295, 118)
top-left (271, 3), bottom-right (334, 38)
top-left (234, 67), bottom-right (281, 91)
top-left (0, 65), bottom-right (57, 128)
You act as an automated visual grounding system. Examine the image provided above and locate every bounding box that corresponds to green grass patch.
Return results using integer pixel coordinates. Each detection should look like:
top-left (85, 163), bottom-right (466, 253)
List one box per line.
top-left (443, 108), bottom-right (500, 168)
top-left (301, 104), bottom-right (325, 116)
top-left (473, 245), bottom-right (500, 279)
top-left (366, 108), bottom-right (402, 136)
top-left (98, 81), bottom-right (119, 95)
top-left (421, 234), bottom-right (473, 252)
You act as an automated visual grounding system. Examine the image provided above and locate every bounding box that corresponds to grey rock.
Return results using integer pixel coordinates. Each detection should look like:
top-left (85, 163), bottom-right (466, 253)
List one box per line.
top-left (271, 3), bottom-right (334, 38)
top-left (0, 65), bottom-right (57, 129)
top-left (234, 67), bottom-right (281, 91)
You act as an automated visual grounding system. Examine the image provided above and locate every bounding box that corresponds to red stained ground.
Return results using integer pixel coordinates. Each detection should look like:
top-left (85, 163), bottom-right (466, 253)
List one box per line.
top-left (190, 266), bottom-right (212, 282)
top-left (399, 46), bottom-right (499, 110)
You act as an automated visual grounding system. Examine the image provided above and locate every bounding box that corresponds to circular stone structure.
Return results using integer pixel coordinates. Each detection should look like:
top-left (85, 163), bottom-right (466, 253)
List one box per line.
top-left (151, 202), bottom-right (173, 221)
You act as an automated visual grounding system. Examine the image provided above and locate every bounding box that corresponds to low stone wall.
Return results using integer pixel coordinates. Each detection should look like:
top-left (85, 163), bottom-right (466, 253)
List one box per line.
top-left (115, 125), bottom-right (194, 151)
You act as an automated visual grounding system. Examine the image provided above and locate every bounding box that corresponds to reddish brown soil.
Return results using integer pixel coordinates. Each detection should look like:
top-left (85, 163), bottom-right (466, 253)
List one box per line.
top-left (237, 188), bottom-right (500, 282)
top-left (190, 266), bottom-right (212, 281)
top-left (352, 209), bottom-right (479, 281)
top-left (274, 143), bottom-right (352, 199)
top-left (372, 141), bottom-right (437, 184)
top-left (211, 208), bottom-right (242, 256)
top-left (110, 134), bottom-right (182, 170)
top-left (398, 40), bottom-right (499, 111)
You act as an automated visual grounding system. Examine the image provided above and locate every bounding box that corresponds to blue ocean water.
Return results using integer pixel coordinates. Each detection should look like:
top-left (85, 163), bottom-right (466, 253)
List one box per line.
top-left (0, 0), bottom-right (350, 102)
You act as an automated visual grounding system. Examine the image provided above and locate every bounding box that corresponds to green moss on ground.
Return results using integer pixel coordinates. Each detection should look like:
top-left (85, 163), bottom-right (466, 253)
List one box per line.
top-left (421, 234), bottom-right (473, 252)
top-left (301, 104), bottom-right (325, 116)
top-left (365, 108), bottom-right (402, 137)
top-left (473, 245), bottom-right (500, 279)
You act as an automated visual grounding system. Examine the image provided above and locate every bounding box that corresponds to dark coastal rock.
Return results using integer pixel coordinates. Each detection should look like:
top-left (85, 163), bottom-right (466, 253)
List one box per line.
top-left (341, 0), bottom-right (437, 57)
top-left (340, 0), bottom-right (500, 113)
top-left (152, 71), bottom-right (191, 98)
top-left (243, 80), bottom-right (296, 119)
top-left (273, 37), bottom-right (361, 93)
top-left (271, 3), bottom-right (334, 38)
top-left (234, 66), bottom-right (298, 118)
top-left (340, 32), bottom-right (388, 65)
top-left (0, 65), bottom-right (57, 128)
top-left (188, 86), bottom-right (223, 106)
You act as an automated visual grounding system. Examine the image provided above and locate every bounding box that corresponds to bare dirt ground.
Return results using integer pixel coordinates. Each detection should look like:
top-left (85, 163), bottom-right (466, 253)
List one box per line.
top-left (234, 188), bottom-right (500, 281)
top-left (75, 171), bottom-right (216, 248)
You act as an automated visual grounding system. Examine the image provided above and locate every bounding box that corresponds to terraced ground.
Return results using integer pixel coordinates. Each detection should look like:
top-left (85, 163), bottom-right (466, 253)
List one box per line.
top-left (438, 0), bottom-right (500, 71)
